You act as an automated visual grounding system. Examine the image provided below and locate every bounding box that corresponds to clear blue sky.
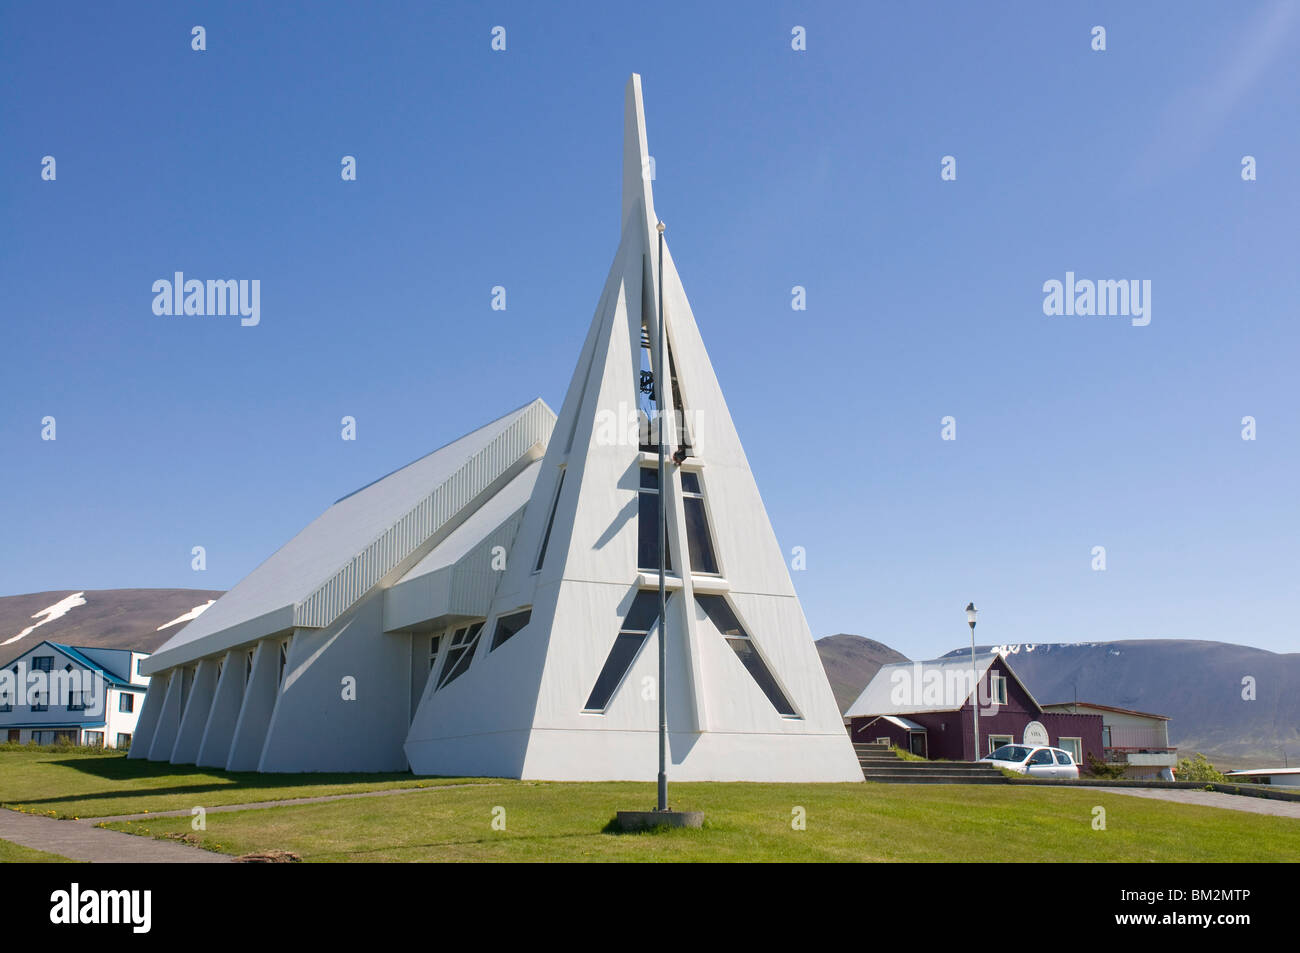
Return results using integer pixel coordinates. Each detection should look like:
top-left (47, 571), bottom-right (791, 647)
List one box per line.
top-left (2, 2), bottom-right (1297, 659)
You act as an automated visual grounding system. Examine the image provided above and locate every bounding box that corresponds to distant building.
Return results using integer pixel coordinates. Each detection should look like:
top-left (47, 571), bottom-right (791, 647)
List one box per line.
top-left (1041, 702), bottom-right (1177, 781)
top-left (0, 641), bottom-right (151, 749)
top-left (1223, 768), bottom-right (1300, 787)
top-left (844, 653), bottom-right (1104, 766)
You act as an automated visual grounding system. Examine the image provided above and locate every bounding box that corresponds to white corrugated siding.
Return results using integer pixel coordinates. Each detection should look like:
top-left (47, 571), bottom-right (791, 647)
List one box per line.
top-left (295, 400), bottom-right (553, 629)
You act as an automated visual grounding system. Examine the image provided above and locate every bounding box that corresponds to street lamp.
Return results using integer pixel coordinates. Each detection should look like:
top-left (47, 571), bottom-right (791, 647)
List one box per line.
top-left (966, 603), bottom-right (979, 761)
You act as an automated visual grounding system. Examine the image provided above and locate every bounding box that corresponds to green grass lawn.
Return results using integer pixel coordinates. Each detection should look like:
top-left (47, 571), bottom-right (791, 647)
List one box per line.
top-left (102, 780), bottom-right (1300, 863)
top-left (0, 837), bottom-right (77, 863)
top-left (5, 747), bottom-right (1297, 862)
top-left (0, 747), bottom-right (487, 819)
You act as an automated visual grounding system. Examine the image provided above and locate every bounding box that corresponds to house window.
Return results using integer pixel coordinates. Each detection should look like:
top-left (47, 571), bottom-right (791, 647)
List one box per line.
top-left (989, 673), bottom-right (1008, 706)
top-left (1058, 737), bottom-right (1083, 764)
top-left (137, 658), bottom-right (145, 676)
top-left (32, 656), bottom-right (53, 672)
top-left (278, 642), bottom-right (289, 685)
top-left (678, 471), bottom-right (718, 574)
top-left (637, 468), bottom-right (672, 572)
top-left (67, 690), bottom-right (85, 712)
top-left (119, 693), bottom-right (134, 713)
top-left (584, 591), bottom-right (661, 712)
top-left (491, 610), bottom-right (532, 651)
top-left (987, 734), bottom-right (1013, 754)
top-left (116, 733), bottom-right (132, 750)
top-left (437, 622), bottom-right (485, 688)
top-left (534, 469), bottom-right (566, 572)
top-left (32, 693), bottom-right (48, 712)
top-left (429, 634), bottom-right (443, 672)
top-left (696, 595), bottom-right (797, 717)
top-left (84, 731), bottom-right (104, 747)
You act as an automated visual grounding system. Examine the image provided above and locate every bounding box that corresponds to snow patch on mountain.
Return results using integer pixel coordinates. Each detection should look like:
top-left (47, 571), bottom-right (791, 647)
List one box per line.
top-left (156, 600), bottom-right (216, 631)
top-left (1, 592), bottom-right (88, 645)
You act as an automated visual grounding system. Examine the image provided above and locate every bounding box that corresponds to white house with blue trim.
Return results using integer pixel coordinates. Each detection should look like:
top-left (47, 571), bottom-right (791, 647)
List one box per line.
top-left (0, 640), bottom-right (151, 748)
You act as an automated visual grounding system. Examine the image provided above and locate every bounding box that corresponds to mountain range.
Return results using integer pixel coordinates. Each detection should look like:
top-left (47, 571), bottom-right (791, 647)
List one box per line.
top-left (815, 635), bottom-right (1298, 767)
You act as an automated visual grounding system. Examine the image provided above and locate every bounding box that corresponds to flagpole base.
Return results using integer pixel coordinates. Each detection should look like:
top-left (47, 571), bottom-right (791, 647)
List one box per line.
top-left (614, 809), bottom-right (705, 832)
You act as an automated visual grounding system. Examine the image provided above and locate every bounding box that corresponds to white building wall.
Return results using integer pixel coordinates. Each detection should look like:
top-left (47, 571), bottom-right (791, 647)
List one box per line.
top-left (197, 649), bottom-right (248, 767)
top-left (259, 596), bottom-right (412, 772)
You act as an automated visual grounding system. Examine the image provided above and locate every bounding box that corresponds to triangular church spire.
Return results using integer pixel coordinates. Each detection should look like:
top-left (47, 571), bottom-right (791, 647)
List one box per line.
top-left (622, 74), bottom-right (658, 237)
top-left (403, 75), bottom-right (862, 782)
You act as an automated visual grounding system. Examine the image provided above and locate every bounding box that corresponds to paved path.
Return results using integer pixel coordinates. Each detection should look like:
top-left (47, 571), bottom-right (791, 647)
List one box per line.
top-left (79, 781), bottom-right (502, 824)
top-left (0, 808), bottom-right (231, 863)
top-left (1077, 786), bottom-right (1300, 820)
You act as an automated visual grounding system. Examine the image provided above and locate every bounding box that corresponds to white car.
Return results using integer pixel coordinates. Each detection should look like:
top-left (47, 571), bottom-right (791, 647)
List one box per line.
top-left (981, 744), bottom-right (1080, 779)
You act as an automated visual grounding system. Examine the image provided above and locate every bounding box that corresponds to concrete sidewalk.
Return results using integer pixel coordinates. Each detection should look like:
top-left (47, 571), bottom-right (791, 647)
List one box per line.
top-left (1077, 786), bottom-right (1300, 819)
top-left (0, 808), bottom-right (231, 863)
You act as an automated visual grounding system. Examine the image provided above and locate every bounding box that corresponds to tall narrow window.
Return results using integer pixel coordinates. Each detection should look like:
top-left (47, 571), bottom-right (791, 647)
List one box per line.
top-left (696, 595), bottom-right (797, 716)
top-left (989, 673), bottom-right (1007, 705)
top-left (678, 471), bottom-right (718, 574)
top-left (278, 642), bottom-right (288, 686)
top-left (584, 591), bottom-right (661, 712)
top-left (437, 622), bottom-right (485, 688)
top-left (429, 633), bottom-right (443, 673)
top-left (637, 468), bottom-right (672, 572)
top-left (491, 609), bottom-right (532, 650)
top-left (535, 470), bottom-right (566, 572)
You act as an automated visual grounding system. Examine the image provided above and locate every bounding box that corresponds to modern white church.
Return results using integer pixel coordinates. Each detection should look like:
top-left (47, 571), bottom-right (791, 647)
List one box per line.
top-left (130, 76), bottom-right (863, 783)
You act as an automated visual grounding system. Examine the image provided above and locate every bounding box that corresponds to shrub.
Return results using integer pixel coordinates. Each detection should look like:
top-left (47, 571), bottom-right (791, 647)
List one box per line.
top-left (1084, 753), bottom-right (1127, 779)
top-left (1175, 753), bottom-right (1227, 783)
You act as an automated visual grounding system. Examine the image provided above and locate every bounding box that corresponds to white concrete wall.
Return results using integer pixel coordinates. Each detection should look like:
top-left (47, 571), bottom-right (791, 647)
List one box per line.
top-left (226, 639), bottom-right (282, 771)
top-left (197, 650), bottom-right (247, 767)
top-left (258, 596), bottom-right (412, 772)
top-left (170, 657), bottom-right (219, 763)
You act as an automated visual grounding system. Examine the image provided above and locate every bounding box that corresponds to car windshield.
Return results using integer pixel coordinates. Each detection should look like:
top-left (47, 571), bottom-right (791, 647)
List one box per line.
top-left (988, 745), bottom-right (1030, 762)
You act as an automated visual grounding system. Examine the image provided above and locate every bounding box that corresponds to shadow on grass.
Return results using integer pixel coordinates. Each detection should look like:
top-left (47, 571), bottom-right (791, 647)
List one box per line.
top-left (2, 754), bottom-right (476, 810)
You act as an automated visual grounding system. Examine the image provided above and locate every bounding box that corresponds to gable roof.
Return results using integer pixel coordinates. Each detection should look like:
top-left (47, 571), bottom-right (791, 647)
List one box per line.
top-left (143, 399), bottom-right (555, 674)
top-left (844, 652), bottom-right (1042, 717)
top-left (9, 640), bottom-right (139, 689)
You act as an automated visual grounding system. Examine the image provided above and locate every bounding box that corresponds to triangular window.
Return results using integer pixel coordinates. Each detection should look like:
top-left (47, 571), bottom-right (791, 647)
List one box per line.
top-left (584, 591), bottom-right (661, 712)
top-left (534, 470), bottom-right (566, 572)
top-left (696, 595), bottom-right (797, 717)
top-left (437, 622), bottom-right (485, 688)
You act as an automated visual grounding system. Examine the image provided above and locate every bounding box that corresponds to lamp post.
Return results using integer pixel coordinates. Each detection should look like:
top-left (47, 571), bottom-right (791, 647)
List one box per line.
top-left (656, 220), bottom-right (668, 814)
top-left (966, 602), bottom-right (979, 761)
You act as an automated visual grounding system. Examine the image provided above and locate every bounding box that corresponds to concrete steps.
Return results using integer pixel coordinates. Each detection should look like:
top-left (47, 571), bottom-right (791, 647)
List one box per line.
top-left (853, 742), bottom-right (1009, 784)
